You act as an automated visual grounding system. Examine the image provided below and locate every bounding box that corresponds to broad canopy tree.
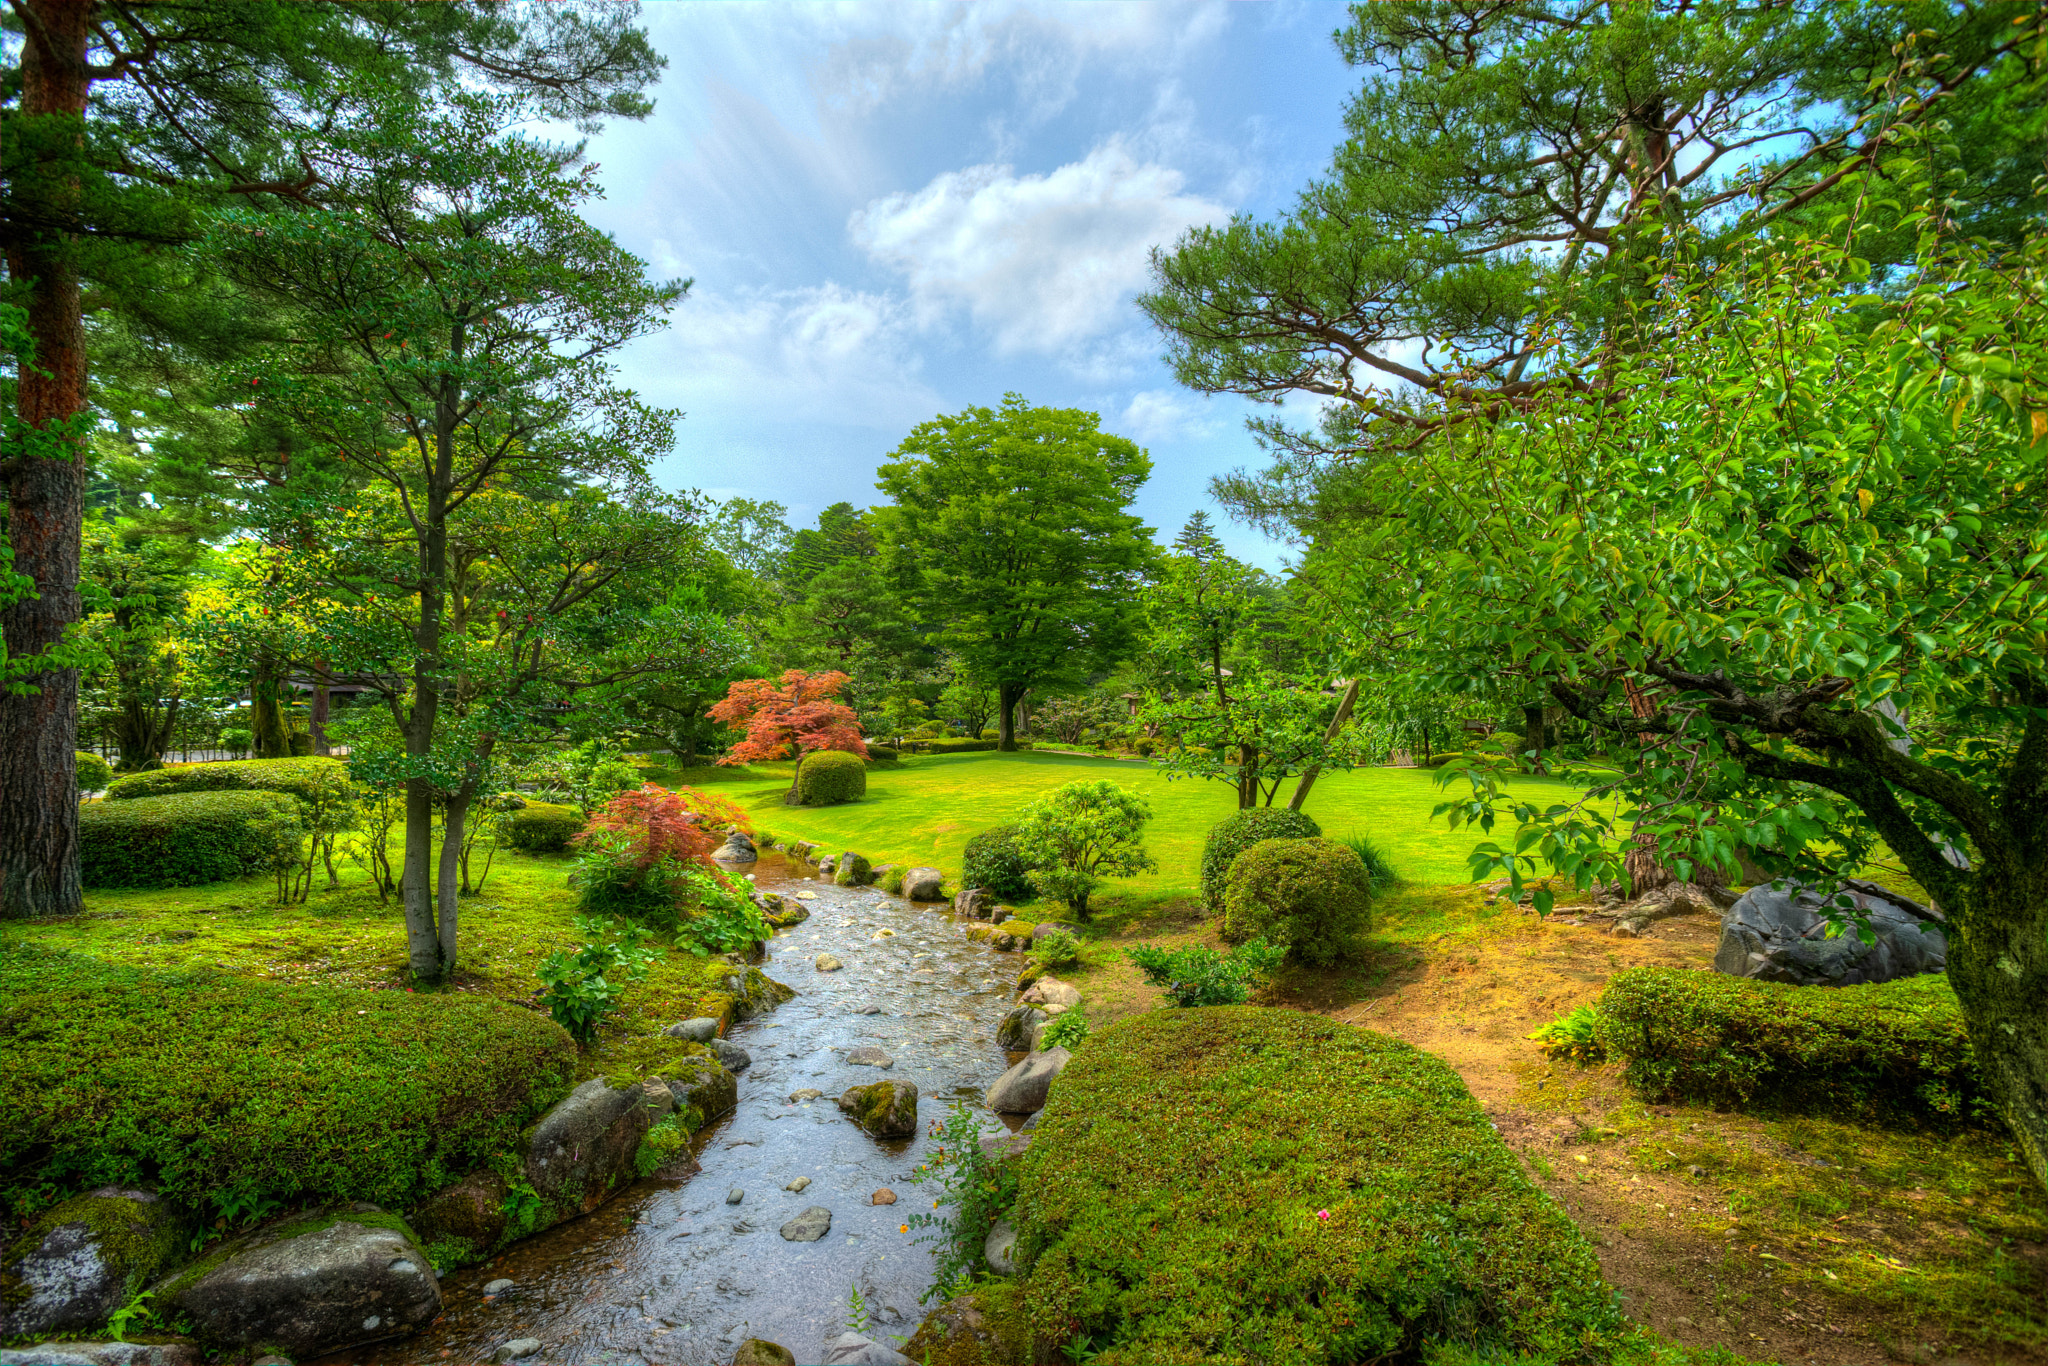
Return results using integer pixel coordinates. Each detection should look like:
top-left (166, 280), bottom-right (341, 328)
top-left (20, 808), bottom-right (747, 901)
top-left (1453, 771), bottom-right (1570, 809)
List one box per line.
top-left (875, 395), bottom-right (1153, 751)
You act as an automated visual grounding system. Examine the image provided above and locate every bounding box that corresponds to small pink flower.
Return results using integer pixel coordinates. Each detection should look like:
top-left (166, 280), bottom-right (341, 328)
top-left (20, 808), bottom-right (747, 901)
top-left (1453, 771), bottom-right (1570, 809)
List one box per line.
top-left (1315, 1210), bottom-right (1331, 1221)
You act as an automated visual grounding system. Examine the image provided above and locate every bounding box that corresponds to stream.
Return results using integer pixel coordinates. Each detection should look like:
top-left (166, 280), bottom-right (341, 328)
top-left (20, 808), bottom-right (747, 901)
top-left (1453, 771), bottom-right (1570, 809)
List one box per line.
top-left (330, 853), bottom-right (1021, 1366)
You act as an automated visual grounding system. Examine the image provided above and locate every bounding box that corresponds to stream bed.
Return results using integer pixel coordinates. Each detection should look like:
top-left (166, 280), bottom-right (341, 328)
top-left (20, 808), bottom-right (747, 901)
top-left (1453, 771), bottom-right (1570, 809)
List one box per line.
top-left (327, 854), bottom-right (1020, 1366)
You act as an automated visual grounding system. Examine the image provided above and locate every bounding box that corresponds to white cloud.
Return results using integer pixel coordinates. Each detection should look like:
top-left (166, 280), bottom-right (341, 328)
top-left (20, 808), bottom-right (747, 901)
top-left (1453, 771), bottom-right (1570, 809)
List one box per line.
top-left (1118, 387), bottom-right (1220, 444)
top-left (848, 142), bottom-right (1229, 360)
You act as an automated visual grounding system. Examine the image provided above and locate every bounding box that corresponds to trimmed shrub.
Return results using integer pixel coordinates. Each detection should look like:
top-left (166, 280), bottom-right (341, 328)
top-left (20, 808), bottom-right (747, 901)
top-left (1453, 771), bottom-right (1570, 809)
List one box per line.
top-left (961, 822), bottom-right (1037, 901)
top-left (80, 791), bottom-right (302, 889)
top-left (1598, 966), bottom-right (1982, 1126)
top-left (0, 945), bottom-right (575, 1223)
top-left (907, 738), bottom-right (1034, 754)
top-left (506, 800), bottom-right (584, 853)
top-left (1198, 806), bottom-right (1321, 913)
top-left (865, 744), bottom-right (900, 764)
top-left (74, 750), bottom-right (112, 793)
top-left (794, 749), bottom-right (866, 806)
top-left (103, 756), bottom-right (347, 809)
top-left (1221, 837), bottom-right (1374, 965)
top-left (1010, 1009), bottom-right (1634, 1364)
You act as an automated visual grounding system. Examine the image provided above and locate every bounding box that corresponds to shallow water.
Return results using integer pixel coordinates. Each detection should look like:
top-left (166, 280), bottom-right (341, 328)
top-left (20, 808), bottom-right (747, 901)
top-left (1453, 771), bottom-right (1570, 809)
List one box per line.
top-left (328, 854), bottom-right (1021, 1366)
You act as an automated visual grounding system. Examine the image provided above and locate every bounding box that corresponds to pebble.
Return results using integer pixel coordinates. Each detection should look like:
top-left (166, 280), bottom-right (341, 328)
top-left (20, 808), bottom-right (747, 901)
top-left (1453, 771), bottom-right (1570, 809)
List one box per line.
top-left (854, 1005), bottom-right (882, 1015)
top-left (482, 1276), bottom-right (515, 1296)
top-left (871, 1188), bottom-right (897, 1205)
top-left (785, 1176), bottom-right (812, 1192)
top-left (816, 954), bottom-right (844, 971)
top-left (796, 890), bottom-right (818, 900)
top-left (727, 1187), bottom-right (745, 1205)
top-left (845, 1046), bottom-right (895, 1068)
top-left (788, 1088), bottom-right (824, 1102)
top-left (496, 1340), bottom-right (541, 1363)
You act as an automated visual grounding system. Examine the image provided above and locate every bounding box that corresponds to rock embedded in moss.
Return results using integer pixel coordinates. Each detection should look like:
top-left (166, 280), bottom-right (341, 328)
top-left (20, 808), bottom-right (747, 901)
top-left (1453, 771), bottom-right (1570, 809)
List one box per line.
top-left (405, 1168), bottom-right (510, 1256)
top-left (523, 1078), bottom-right (654, 1216)
top-left (834, 851), bottom-right (875, 886)
top-left (837, 1081), bottom-right (920, 1138)
top-left (0, 1187), bottom-right (190, 1337)
top-left (665, 1016), bottom-right (720, 1043)
top-left (732, 1340), bottom-right (797, 1366)
top-left (985, 1047), bottom-right (1069, 1116)
top-left (900, 1288), bottom-right (1032, 1366)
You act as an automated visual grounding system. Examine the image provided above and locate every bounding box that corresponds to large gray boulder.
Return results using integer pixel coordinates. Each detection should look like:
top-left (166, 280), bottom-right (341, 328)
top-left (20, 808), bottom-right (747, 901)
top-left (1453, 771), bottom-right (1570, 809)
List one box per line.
top-left (821, 1332), bottom-right (913, 1365)
top-left (665, 1016), bottom-right (720, 1042)
top-left (713, 830), bottom-right (758, 863)
top-left (525, 1077), bottom-right (654, 1215)
top-left (155, 1209), bottom-right (440, 1358)
top-left (995, 1005), bottom-right (1046, 1051)
top-left (986, 1047), bottom-right (1071, 1115)
top-left (903, 867), bottom-right (945, 901)
top-left (0, 1187), bottom-right (189, 1337)
top-left (1019, 975), bottom-right (1081, 1008)
top-left (953, 887), bottom-right (992, 920)
top-left (1714, 878), bottom-right (1947, 986)
top-left (0, 1345), bottom-right (198, 1366)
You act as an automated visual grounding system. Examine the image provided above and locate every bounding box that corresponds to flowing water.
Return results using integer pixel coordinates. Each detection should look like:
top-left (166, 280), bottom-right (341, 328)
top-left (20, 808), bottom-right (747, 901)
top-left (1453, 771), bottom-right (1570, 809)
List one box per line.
top-left (326, 854), bottom-right (1021, 1366)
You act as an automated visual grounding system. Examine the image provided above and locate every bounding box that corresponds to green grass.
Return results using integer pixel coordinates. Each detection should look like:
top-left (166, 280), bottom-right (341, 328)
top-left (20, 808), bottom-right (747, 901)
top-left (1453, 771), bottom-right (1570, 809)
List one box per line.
top-left (663, 751), bottom-right (1591, 897)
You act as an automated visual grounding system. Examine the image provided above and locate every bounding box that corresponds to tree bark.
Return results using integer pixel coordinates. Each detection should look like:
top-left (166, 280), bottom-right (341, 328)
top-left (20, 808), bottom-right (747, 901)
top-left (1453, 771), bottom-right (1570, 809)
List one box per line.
top-left (250, 662), bottom-right (291, 757)
top-left (436, 792), bottom-right (468, 972)
top-left (309, 659), bottom-right (331, 756)
top-left (0, 0), bottom-right (91, 920)
top-left (1946, 885), bottom-right (2048, 1196)
top-left (1287, 679), bottom-right (1360, 813)
top-left (401, 778), bottom-right (441, 976)
top-left (997, 683), bottom-right (1023, 751)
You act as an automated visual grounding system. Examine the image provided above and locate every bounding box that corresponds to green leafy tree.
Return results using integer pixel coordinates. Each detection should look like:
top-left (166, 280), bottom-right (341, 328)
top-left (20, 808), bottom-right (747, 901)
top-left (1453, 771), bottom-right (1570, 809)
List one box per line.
top-left (875, 396), bottom-right (1153, 750)
top-left (1358, 133), bottom-right (2048, 1187)
top-left (0, 0), bottom-right (663, 919)
top-left (1014, 778), bottom-right (1158, 920)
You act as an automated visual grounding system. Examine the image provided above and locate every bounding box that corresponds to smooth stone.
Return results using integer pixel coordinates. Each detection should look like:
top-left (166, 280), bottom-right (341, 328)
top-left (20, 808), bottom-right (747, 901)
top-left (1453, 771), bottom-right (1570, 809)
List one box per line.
top-left (665, 1017), bottom-right (720, 1043)
top-left (785, 1177), bottom-right (812, 1193)
top-left (788, 1088), bottom-right (824, 1103)
top-left (779, 1206), bottom-right (833, 1242)
top-left (497, 1340), bottom-right (541, 1363)
top-left (0, 1347), bottom-right (198, 1366)
top-left (977, 1132), bottom-right (1033, 1163)
top-left (816, 954), bottom-right (844, 971)
top-left (795, 890), bottom-right (818, 900)
top-left (732, 1340), bottom-right (797, 1366)
top-left (995, 1005), bottom-right (1046, 1051)
top-left (986, 1047), bottom-right (1071, 1116)
top-left (711, 1037), bottom-right (752, 1073)
top-left (871, 1188), bottom-right (897, 1205)
top-left (1018, 975), bottom-right (1081, 1008)
top-left (726, 1188), bottom-right (745, 1205)
top-left (903, 867), bottom-right (945, 901)
top-left (845, 1046), bottom-right (895, 1068)
top-left (984, 1218), bottom-right (1018, 1276)
top-left (854, 1004), bottom-right (882, 1015)
top-left (482, 1277), bottom-right (515, 1295)
top-left (821, 1332), bottom-right (912, 1366)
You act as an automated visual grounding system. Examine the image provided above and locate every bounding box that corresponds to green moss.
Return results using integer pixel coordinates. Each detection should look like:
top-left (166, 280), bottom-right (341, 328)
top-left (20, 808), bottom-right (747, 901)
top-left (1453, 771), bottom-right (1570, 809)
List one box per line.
top-left (1200, 807), bottom-right (1322, 913)
top-left (1221, 836), bottom-right (1374, 965)
top-left (2, 1190), bottom-right (188, 1304)
top-left (0, 944), bottom-right (575, 1224)
top-left (1598, 966), bottom-right (1982, 1125)
top-left (422, 1233), bottom-right (480, 1275)
top-left (1011, 1008), bottom-right (1641, 1365)
top-left (634, 1115), bottom-right (691, 1177)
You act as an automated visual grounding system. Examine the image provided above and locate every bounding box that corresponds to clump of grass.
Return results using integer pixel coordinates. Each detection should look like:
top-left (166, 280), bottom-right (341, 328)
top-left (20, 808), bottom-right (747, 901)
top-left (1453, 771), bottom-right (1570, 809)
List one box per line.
top-left (1529, 1004), bottom-right (1606, 1063)
top-left (1337, 832), bottom-right (1401, 893)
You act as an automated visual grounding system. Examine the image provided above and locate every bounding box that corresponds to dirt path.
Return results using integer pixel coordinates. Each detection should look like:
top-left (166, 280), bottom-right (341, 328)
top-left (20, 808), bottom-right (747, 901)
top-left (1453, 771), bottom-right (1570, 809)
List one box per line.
top-left (1076, 894), bottom-right (2048, 1366)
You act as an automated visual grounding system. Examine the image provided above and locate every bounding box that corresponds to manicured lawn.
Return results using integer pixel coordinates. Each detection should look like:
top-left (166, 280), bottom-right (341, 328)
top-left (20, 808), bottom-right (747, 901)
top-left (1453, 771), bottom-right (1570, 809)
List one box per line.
top-left (657, 751), bottom-right (1596, 895)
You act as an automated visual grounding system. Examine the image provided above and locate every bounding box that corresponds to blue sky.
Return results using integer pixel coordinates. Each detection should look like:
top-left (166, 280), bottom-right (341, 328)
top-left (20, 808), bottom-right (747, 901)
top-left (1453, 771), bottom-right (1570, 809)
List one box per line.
top-left (568, 1), bottom-right (1361, 567)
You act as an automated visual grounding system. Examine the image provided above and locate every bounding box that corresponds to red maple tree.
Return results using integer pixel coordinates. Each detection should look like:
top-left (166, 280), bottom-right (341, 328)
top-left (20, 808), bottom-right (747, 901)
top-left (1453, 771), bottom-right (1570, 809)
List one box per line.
top-left (708, 669), bottom-right (868, 801)
top-left (575, 785), bottom-right (751, 873)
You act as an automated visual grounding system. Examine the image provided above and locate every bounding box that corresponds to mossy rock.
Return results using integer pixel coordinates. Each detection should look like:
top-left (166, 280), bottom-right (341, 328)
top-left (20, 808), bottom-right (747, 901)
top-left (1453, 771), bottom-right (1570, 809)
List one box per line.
top-left (836, 1081), bottom-right (919, 1138)
top-left (1010, 1008), bottom-right (1637, 1364)
top-left (405, 1167), bottom-right (510, 1257)
top-left (834, 851), bottom-right (875, 886)
top-left (902, 1286), bottom-right (1035, 1366)
top-left (1, 1186), bottom-right (192, 1336)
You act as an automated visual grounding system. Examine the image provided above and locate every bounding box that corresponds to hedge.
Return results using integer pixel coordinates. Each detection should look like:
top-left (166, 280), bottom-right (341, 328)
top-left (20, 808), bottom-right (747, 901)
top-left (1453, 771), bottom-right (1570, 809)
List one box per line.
top-left (1221, 836), bottom-right (1373, 965)
top-left (865, 744), bottom-right (900, 764)
top-left (80, 790), bottom-right (302, 889)
top-left (906, 738), bottom-right (1034, 754)
top-left (1199, 806), bottom-right (1321, 912)
top-left (1598, 966), bottom-right (1982, 1125)
top-left (795, 749), bottom-right (866, 806)
top-left (1010, 1009), bottom-right (1632, 1364)
top-left (962, 822), bottom-right (1037, 900)
top-left (75, 750), bottom-right (113, 793)
top-left (506, 799), bottom-right (584, 853)
top-left (104, 755), bottom-right (346, 808)
top-left (0, 945), bottom-right (575, 1223)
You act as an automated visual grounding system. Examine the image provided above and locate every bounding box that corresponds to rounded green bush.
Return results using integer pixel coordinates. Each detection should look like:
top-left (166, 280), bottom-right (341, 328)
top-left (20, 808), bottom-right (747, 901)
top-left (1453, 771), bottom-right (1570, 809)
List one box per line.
top-left (961, 822), bottom-right (1036, 900)
top-left (506, 799), bottom-right (584, 853)
top-left (1198, 806), bottom-right (1321, 912)
top-left (794, 749), bottom-right (866, 806)
top-left (864, 743), bottom-right (900, 764)
top-left (1220, 837), bottom-right (1373, 966)
top-left (74, 750), bottom-right (113, 793)
top-left (80, 790), bottom-right (303, 889)
top-left (104, 756), bottom-right (347, 809)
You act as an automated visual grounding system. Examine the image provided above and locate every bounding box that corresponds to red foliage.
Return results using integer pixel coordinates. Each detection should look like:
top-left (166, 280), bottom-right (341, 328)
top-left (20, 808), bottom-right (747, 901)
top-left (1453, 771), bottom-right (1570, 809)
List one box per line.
top-left (708, 669), bottom-right (868, 766)
top-left (574, 785), bottom-right (749, 871)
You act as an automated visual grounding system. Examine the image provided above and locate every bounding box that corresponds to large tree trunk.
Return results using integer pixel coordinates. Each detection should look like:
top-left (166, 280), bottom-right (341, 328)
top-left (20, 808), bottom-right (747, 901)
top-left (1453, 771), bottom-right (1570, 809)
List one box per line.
top-left (1236, 742), bottom-right (1259, 808)
top-left (1946, 883), bottom-right (2048, 1196)
top-left (436, 792), bottom-right (468, 973)
top-left (997, 683), bottom-right (1023, 751)
top-left (0, 0), bottom-right (91, 921)
top-left (401, 778), bottom-right (441, 976)
top-left (251, 662), bottom-right (291, 758)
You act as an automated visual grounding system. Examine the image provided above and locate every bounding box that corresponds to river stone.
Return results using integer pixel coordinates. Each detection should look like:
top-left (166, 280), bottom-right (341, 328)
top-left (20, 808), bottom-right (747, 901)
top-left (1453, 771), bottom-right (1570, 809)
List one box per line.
top-left (779, 1206), bottom-right (833, 1242)
top-left (986, 1047), bottom-right (1071, 1115)
top-left (665, 1016), bottom-right (721, 1042)
top-left (953, 887), bottom-right (991, 920)
top-left (1019, 975), bottom-right (1081, 1008)
top-left (483, 1277), bottom-right (515, 1296)
top-left (407, 1166), bottom-right (512, 1253)
top-left (0, 1345), bottom-right (199, 1366)
top-left (837, 1081), bottom-right (920, 1138)
top-left (845, 1046), bottom-right (895, 1068)
top-left (0, 1187), bottom-right (189, 1337)
top-left (524, 1078), bottom-right (653, 1215)
top-left (995, 1005), bottom-right (1046, 1051)
top-left (713, 830), bottom-right (758, 863)
top-left (785, 1177), bottom-right (812, 1193)
top-left (817, 855), bottom-right (837, 875)
top-left (872, 1188), bottom-right (897, 1205)
top-left (977, 1132), bottom-right (1033, 1163)
top-left (984, 1218), bottom-right (1019, 1276)
top-left (789, 1088), bottom-right (824, 1103)
top-left (711, 1037), bottom-right (753, 1073)
top-left (767, 902), bottom-right (810, 927)
top-left (733, 1340), bottom-right (797, 1366)
top-left (726, 1188), bottom-right (745, 1205)
top-left (903, 867), bottom-right (945, 901)
top-left (1714, 878), bottom-right (1947, 985)
top-left (795, 889), bottom-right (818, 900)
top-left (821, 1332), bottom-right (912, 1366)
top-left (668, 1056), bottom-right (740, 1130)
top-left (496, 1339), bottom-right (541, 1362)
top-left (816, 954), bottom-right (843, 972)
top-left (834, 851), bottom-right (874, 886)
top-left (156, 1209), bottom-right (441, 1357)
